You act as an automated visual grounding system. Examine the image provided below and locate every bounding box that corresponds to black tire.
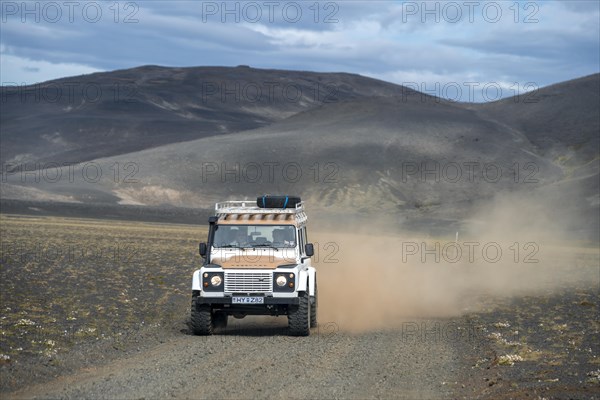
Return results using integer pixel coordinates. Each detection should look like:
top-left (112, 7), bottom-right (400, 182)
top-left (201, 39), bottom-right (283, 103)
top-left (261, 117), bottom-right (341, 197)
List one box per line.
top-left (213, 311), bottom-right (228, 329)
top-left (190, 296), bottom-right (213, 335)
top-left (288, 291), bottom-right (310, 336)
top-left (310, 280), bottom-right (318, 328)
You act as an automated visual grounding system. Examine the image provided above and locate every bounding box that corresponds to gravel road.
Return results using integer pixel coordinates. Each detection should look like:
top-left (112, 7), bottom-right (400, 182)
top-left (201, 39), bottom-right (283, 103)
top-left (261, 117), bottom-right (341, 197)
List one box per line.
top-left (5, 316), bottom-right (482, 399)
top-left (4, 218), bottom-right (595, 399)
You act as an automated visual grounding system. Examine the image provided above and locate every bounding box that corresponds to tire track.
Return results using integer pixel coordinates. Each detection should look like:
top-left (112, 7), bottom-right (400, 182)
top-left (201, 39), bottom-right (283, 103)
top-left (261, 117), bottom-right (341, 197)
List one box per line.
top-left (6, 318), bottom-right (474, 399)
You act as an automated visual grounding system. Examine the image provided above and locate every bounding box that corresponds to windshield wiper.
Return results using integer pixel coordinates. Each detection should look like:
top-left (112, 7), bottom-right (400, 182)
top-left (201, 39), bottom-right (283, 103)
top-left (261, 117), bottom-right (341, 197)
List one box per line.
top-left (252, 244), bottom-right (279, 250)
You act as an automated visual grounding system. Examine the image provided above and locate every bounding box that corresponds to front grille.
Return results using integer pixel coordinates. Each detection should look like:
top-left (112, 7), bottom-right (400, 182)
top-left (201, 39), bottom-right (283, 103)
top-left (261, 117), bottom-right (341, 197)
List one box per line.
top-left (224, 272), bottom-right (273, 293)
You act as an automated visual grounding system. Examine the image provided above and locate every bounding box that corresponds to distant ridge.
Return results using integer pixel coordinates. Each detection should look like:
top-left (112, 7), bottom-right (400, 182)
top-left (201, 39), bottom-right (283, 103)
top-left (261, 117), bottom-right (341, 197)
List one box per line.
top-left (1, 68), bottom-right (598, 238)
top-left (1, 65), bottom-right (418, 167)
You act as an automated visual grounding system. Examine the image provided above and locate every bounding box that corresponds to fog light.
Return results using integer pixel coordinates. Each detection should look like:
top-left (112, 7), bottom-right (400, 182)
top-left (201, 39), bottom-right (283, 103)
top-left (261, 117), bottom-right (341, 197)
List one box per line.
top-left (210, 275), bottom-right (222, 286)
top-left (276, 275), bottom-right (287, 287)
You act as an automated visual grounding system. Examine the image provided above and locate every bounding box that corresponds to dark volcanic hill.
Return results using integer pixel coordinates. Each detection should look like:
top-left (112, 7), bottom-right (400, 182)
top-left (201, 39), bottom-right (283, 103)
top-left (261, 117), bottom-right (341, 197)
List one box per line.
top-left (474, 74), bottom-right (600, 217)
top-left (67, 94), bottom-right (562, 215)
top-left (1, 68), bottom-right (598, 238)
top-left (0, 65), bottom-right (415, 167)
top-left (475, 74), bottom-right (599, 168)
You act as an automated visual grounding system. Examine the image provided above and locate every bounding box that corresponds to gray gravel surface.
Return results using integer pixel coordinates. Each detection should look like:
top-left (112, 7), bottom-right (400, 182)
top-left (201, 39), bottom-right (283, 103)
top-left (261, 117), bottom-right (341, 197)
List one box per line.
top-left (5, 317), bottom-right (481, 399)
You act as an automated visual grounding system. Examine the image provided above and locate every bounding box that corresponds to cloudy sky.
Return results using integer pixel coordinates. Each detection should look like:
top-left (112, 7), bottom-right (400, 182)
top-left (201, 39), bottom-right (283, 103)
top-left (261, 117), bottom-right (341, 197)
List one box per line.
top-left (1, 0), bottom-right (598, 101)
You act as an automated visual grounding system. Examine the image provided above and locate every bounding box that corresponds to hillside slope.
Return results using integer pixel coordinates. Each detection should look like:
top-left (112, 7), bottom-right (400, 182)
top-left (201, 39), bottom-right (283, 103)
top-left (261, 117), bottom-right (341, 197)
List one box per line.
top-left (0, 65), bottom-right (413, 167)
top-left (1, 70), bottom-right (597, 237)
top-left (475, 74), bottom-right (599, 167)
top-left (1, 95), bottom-right (560, 210)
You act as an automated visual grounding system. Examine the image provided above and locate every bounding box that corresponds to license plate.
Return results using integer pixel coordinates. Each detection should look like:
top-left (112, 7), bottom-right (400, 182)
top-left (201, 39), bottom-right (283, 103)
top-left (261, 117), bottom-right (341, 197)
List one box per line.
top-left (232, 296), bottom-right (264, 304)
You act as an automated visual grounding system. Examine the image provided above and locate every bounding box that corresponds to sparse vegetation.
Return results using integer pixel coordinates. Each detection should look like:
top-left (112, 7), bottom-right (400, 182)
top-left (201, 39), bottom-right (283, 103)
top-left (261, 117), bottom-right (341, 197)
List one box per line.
top-left (468, 286), bottom-right (600, 396)
top-left (0, 214), bottom-right (207, 363)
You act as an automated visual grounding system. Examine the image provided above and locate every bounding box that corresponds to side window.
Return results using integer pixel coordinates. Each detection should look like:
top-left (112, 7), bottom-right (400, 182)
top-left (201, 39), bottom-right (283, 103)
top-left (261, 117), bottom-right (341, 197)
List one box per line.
top-left (299, 227), bottom-right (308, 255)
top-left (298, 228), bottom-right (305, 253)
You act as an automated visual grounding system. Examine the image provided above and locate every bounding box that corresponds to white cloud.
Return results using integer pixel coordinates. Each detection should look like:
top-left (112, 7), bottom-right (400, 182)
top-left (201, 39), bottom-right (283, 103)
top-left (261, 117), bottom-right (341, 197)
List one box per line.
top-left (369, 69), bottom-right (537, 103)
top-left (0, 48), bottom-right (102, 85)
top-left (0, 0), bottom-right (597, 93)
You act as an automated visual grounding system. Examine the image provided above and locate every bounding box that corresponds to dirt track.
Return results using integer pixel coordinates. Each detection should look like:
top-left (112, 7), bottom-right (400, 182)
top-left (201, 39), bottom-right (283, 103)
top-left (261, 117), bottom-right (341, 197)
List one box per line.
top-left (6, 317), bottom-right (481, 400)
top-left (2, 215), bottom-right (598, 399)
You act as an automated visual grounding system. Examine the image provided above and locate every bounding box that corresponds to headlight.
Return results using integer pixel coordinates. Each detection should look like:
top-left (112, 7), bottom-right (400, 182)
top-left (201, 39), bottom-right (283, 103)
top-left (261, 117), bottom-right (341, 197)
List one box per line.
top-left (210, 275), bottom-right (222, 286)
top-left (276, 275), bottom-right (287, 287)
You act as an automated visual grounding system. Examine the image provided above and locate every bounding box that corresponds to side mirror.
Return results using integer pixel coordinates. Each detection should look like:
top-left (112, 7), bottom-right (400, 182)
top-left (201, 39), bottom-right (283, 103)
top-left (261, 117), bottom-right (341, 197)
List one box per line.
top-left (305, 243), bottom-right (314, 257)
top-left (199, 242), bottom-right (207, 257)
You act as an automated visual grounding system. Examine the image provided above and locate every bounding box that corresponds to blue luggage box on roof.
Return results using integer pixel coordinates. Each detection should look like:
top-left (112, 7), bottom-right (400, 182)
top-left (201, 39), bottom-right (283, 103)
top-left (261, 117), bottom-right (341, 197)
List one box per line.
top-left (257, 195), bottom-right (301, 209)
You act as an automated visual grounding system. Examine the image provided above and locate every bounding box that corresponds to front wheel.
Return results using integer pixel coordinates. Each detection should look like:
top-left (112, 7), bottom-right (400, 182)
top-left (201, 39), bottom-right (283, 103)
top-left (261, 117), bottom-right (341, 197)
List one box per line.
top-left (190, 296), bottom-right (213, 335)
top-left (288, 291), bottom-right (310, 336)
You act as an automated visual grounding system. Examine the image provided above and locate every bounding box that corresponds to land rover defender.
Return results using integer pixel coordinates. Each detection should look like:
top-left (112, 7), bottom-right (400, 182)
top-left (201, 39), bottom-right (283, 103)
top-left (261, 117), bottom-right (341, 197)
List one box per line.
top-left (191, 195), bottom-right (317, 336)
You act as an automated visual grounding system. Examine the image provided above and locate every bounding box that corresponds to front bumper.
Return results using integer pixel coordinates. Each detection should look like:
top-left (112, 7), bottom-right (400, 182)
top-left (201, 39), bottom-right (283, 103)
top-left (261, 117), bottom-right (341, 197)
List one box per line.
top-left (196, 296), bottom-right (300, 306)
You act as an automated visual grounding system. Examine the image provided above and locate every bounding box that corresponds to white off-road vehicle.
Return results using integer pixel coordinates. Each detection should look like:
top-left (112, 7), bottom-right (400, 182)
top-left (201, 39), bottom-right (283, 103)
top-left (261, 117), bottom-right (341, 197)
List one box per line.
top-left (191, 195), bottom-right (317, 336)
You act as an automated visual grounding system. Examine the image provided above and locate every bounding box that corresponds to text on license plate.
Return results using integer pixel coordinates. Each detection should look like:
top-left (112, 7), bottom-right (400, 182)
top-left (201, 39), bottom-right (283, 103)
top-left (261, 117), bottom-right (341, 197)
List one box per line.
top-left (232, 297), bottom-right (264, 304)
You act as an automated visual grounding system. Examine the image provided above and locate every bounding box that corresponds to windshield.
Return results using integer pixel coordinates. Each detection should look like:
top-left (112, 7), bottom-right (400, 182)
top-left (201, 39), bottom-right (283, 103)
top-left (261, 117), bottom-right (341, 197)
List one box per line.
top-left (213, 225), bottom-right (296, 248)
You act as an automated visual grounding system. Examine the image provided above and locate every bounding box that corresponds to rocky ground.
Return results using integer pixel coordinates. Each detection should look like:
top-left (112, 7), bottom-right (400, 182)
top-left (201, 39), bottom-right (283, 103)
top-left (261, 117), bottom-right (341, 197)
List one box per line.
top-left (0, 215), bottom-right (598, 399)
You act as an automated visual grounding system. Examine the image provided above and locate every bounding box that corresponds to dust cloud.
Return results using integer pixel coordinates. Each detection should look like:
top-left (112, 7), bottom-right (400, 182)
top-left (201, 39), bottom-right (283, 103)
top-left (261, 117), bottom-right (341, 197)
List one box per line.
top-left (310, 189), bottom-right (599, 332)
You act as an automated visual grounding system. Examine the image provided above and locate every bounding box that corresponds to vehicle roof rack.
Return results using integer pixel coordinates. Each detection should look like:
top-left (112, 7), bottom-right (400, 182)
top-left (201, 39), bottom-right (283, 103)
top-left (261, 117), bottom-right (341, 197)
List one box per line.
top-left (215, 201), bottom-right (307, 225)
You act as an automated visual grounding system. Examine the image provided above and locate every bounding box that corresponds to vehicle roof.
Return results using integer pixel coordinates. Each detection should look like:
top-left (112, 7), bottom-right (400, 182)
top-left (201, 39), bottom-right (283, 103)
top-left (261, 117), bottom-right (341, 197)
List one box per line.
top-left (215, 201), bottom-right (307, 227)
top-left (217, 214), bottom-right (300, 226)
